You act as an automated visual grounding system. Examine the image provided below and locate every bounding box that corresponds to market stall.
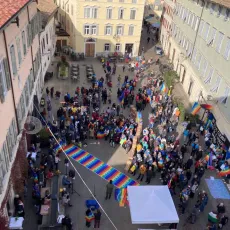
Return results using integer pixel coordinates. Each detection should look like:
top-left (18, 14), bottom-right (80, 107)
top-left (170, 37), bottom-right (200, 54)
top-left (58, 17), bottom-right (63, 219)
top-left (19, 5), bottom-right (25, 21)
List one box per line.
top-left (127, 186), bottom-right (179, 224)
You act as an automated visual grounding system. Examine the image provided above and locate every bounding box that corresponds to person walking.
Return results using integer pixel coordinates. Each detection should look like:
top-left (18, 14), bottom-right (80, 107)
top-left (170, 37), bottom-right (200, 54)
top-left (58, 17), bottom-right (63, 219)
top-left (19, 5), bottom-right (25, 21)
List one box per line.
top-left (136, 164), bottom-right (147, 181)
top-left (145, 166), bottom-right (153, 184)
top-left (50, 87), bottom-right (54, 98)
top-left (105, 180), bottom-right (114, 200)
top-left (85, 208), bottom-right (93, 228)
top-left (94, 209), bottom-right (102, 229)
top-left (122, 65), bottom-right (125, 72)
top-left (147, 37), bottom-right (150, 43)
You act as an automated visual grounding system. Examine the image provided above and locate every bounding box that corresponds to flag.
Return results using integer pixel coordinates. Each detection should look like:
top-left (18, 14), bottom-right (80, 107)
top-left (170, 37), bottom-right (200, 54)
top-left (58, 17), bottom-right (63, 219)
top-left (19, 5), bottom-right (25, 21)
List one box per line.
top-left (218, 168), bottom-right (230, 177)
top-left (97, 131), bottom-right (106, 139)
top-left (167, 178), bottom-right (172, 188)
top-left (191, 102), bottom-right (201, 115)
top-left (119, 91), bottom-right (125, 104)
top-left (85, 212), bottom-right (94, 222)
top-left (208, 212), bottom-right (218, 223)
top-left (160, 83), bottom-right (167, 93)
top-left (207, 152), bottom-right (214, 170)
top-left (115, 188), bottom-right (128, 207)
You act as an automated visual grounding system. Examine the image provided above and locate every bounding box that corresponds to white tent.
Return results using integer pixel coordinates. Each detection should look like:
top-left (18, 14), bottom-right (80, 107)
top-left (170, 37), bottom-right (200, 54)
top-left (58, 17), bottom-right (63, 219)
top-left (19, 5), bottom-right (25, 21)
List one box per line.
top-left (127, 186), bottom-right (179, 224)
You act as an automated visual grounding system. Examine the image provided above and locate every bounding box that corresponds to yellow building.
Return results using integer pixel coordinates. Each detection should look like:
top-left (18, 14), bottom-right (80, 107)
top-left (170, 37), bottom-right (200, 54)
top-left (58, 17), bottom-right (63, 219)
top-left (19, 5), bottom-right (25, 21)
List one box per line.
top-left (56, 0), bottom-right (145, 57)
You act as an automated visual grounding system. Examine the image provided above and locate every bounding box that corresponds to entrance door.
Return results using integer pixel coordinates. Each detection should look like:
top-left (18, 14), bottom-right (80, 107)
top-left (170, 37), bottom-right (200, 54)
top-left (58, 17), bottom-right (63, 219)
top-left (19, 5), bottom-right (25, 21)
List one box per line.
top-left (85, 43), bottom-right (95, 57)
top-left (56, 40), bottom-right (61, 52)
top-left (125, 44), bottom-right (133, 55)
top-left (172, 48), bottom-right (175, 64)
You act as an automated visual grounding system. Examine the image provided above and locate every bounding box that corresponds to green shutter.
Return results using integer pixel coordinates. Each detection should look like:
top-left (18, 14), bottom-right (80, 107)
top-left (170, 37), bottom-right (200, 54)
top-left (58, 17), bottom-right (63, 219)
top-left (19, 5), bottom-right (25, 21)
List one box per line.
top-left (3, 58), bottom-right (11, 90)
top-left (0, 71), bottom-right (5, 103)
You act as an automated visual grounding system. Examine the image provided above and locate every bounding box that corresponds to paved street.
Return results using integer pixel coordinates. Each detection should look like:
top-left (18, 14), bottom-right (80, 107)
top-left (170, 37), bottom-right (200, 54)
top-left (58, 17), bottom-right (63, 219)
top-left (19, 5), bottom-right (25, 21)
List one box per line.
top-left (34, 29), bottom-right (230, 230)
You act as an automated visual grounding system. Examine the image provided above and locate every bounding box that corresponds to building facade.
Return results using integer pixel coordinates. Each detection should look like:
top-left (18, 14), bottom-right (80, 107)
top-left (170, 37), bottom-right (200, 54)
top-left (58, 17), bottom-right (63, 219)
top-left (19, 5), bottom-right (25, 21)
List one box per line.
top-left (56, 0), bottom-right (145, 57)
top-left (0, 0), bottom-right (56, 216)
top-left (38, 0), bottom-right (58, 101)
top-left (161, 0), bottom-right (230, 140)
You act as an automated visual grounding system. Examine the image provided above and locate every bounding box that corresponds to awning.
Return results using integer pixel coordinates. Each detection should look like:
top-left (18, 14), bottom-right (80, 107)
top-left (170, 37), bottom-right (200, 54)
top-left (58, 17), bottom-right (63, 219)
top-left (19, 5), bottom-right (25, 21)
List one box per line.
top-left (128, 186), bottom-right (179, 224)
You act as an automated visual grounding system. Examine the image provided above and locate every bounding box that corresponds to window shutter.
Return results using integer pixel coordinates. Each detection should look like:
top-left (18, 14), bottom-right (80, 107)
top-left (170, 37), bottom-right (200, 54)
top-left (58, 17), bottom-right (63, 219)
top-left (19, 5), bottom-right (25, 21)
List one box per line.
top-left (3, 58), bottom-right (11, 90)
top-left (6, 133), bottom-right (12, 161)
top-left (12, 118), bottom-right (18, 140)
top-left (26, 25), bottom-right (30, 47)
top-left (0, 71), bottom-right (5, 103)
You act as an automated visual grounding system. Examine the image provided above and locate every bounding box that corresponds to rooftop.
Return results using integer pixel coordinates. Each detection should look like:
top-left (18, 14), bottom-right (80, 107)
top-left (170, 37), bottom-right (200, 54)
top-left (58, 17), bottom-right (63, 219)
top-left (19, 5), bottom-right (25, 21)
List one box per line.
top-left (0, 0), bottom-right (31, 29)
top-left (37, 0), bottom-right (58, 27)
top-left (211, 0), bottom-right (230, 8)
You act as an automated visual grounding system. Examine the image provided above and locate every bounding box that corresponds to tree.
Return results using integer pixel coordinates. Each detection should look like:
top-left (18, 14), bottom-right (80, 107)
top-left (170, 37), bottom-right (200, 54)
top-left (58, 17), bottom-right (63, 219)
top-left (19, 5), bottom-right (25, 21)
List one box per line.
top-left (163, 70), bottom-right (179, 88)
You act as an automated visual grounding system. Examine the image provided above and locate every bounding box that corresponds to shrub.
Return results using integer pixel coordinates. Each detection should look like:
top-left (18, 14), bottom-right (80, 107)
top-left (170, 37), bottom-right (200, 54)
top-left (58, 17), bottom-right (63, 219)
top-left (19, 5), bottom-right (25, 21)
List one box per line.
top-left (163, 70), bottom-right (179, 88)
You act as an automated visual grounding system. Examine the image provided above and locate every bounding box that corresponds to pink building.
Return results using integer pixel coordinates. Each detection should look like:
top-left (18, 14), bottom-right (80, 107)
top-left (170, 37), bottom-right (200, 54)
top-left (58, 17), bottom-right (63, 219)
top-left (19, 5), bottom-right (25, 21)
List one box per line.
top-left (0, 0), bottom-right (42, 217)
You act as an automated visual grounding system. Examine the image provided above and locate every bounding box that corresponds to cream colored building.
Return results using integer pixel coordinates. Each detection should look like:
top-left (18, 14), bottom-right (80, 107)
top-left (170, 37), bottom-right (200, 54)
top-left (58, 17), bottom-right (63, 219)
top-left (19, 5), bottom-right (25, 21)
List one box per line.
top-left (161, 0), bottom-right (230, 140)
top-left (56, 0), bottom-right (145, 57)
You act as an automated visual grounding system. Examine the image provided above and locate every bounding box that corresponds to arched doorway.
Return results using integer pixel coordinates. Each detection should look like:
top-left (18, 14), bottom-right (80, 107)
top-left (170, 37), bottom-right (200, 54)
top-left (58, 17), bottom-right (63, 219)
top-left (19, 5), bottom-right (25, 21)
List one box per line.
top-left (85, 38), bottom-right (96, 57)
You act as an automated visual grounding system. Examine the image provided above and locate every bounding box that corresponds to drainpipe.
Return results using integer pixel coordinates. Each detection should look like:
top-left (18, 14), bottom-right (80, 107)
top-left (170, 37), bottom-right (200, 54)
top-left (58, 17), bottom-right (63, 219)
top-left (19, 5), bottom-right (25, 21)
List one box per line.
top-left (65, 0), bottom-right (69, 30)
top-left (3, 30), bottom-right (20, 134)
top-left (190, 2), bottom-right (205, 59)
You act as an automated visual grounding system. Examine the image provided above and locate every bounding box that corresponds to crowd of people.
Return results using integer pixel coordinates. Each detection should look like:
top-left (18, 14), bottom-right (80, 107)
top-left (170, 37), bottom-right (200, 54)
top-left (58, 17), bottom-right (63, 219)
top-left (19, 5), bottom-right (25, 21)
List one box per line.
top-left (21, 52), bottom-right (230, 230)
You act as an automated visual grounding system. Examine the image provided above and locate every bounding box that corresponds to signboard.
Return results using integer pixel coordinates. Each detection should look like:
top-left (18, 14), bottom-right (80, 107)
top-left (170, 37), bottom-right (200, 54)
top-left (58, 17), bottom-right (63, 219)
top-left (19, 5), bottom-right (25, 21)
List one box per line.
top-left (211, 117), bottom-right (230, 148)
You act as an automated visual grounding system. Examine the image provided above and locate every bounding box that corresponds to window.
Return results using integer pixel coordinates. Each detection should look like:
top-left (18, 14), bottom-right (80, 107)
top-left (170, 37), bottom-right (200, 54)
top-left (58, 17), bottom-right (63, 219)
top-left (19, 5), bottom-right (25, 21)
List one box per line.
top-left (192, 48), bottom-right (197, 63)
top-left (116, 26), bottom-right (123, 35)
top-left (91, 25), bottom-right (97, 35)
top-left (22, 31), bottom-right (26, 55)
top-left (202, 22), bottom-right (210, 41)
top-left (197, 53), bottom-right (202, 70)
top-left (104, 43), bottom-right (110, 51)
top-left (217, 6), bottom-right (222, 17)
top-left (105, 25), bottom-right (112, 35)
top-left (92, 7), bottom-right (98, 19)
top-left (0, 60), bottom-right (9, 102)
top-left (210, 3), bottom-right (215, 14)
top-left (84, 7), bottom-right (91, 18)
top-left (119, 0), bottom-right (124, 2)
top-left (207, 27), bottom-right (216, 46)
top-left (84, 25), bottom-right (90, 35)
top-left (216, 31), bottom-right (224, 53)
top-left (130, 9), bottom-right (136, 20)
top-left (67, 4), bottom-right (69, 13)
top-left (46, 33), bottom-right (48, 45)
top-left (118, 8), bottom-right (124, 19)
top-left (71, 4), bottom-right (73, 15)
top-left (132, 0), bottom-right (137, 3)
top-left (204, 66), bottom-right (214, 84)
top-left (188, 79), bottom-right (194, 96)
top-left (115, 43), bottom-right (121, 51)
top-left (106, 8), bottom-right (112, 19)
top-left (16, 38), bottom-right (22, 65)
top-left (189, 13), bottom-right (194, 27)
top-left (210, 75), bottom-right (221, 92)
top-left (224, 9), bottom-right (230, 21)
top-left (198, 20), bottom-right (204, 36)
top-left (223, 37), bottom-right (230, 60)
top-left (220, 86), bottom-right (230, 104)
top-left (128, 25), bottom-right (134, 36)
top-left (10, 45), bottom-right (17, 76)
top-left (200, 58), bottom-right (208, 77)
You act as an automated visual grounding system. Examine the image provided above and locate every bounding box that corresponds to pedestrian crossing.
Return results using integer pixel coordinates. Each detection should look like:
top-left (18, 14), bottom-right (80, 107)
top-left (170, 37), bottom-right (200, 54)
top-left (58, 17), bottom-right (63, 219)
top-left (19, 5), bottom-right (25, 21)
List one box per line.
top-left (61, 144), bottom-right (139, 188)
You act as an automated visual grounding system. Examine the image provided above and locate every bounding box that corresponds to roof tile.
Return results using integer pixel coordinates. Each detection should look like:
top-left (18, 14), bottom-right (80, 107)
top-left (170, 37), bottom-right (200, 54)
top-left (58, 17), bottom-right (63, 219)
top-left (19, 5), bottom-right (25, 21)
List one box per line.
top-left (0, 0), bottom-right (31, 29)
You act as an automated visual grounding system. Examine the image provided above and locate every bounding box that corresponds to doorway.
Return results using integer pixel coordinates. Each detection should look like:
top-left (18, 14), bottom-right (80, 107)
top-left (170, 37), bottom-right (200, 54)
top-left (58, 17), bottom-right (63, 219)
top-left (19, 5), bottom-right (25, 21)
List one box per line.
top-left (85, 43), bottom-right (95, 57)
top-left (125, 44), bottom-right (133, 55)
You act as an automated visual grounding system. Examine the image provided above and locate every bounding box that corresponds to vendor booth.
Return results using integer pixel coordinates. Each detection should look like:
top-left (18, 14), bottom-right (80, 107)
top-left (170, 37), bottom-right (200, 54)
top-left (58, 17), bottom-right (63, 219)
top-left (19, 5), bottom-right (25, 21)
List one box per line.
top-left (127, 186), bottom-right (179, 224)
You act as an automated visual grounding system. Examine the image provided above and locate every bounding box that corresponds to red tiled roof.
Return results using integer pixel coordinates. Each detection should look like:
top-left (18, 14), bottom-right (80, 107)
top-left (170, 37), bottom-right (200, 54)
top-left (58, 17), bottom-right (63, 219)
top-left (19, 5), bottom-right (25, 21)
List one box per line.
top-left (0, 0), bottom-right (31, 29)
